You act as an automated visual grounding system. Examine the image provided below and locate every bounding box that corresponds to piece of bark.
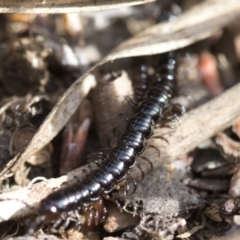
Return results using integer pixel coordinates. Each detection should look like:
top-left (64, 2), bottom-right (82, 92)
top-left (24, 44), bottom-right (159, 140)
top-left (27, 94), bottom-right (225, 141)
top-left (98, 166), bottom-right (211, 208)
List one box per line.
top-left (0, 82), bottom-right (240, 222)
top-left (92, 71), bottom-right (134, 147)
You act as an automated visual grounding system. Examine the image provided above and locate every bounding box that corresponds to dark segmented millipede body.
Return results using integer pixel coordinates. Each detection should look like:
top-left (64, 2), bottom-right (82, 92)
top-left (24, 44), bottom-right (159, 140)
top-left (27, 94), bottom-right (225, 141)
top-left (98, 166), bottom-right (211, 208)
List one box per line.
top-left (131, 7), bottom-right (178, 104)
top-left (132, 63), bottom-right (151, 102)
top-left (28, 52), bottom-right (178, 234)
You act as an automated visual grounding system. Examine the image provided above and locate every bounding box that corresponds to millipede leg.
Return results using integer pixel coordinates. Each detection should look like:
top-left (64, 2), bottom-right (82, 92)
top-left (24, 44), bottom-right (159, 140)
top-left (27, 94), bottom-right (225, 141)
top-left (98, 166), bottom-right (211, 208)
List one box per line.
top-left (101, 203), bottom-right (107, 222)
top-left (88, 152), bottom-right (106, 159)
top-left (120, 183), bottom-right (129, 197)
top-left (136, 163), bottom-right (144, 181)
top-left (159, 117), bottom-right (178, 127)
top-left (60, 218), bottom-right (71, 234)
top-left (73, 175), bottom-right (83, 183)
top-left (87, 156), bottom-right (105, 167)
top-left (87, 207), bottom-right (93, 226)
top-left (156, 116), bottom-right (175, 127)
top-left (87, 150), bottom-right (109, 166)
top-left (113, 127), bottom-right (123, 137)
top-left (157, 103), bottom-right (185, 129)
top-left (113, 199), bottom-right (123, 212)
top-left (127, 174), bottom-right (138, 194)
top-left (99, 147), bottom-right (111, 152)
top-left (151, 135), bottom-right (169, 144)
top-left (51, 217), bottom-right (63, 233)
top-left (107, 138), bottom-right (116, 148)
top-left (73, 210), bottom-right (82, 231)
top-left (75, 221), bottom-right (82, 232)
top-left (161, 124), bottom-right (176, 132)
top-left (170, 114), bottom-right (181, 124)
top-left (103, 194), bottom-right (123, 212)
top-left (125, 96), bottom-right (138, 111)
top-left (88, 164), bottom-right (94, 172)
top-left (119, 113), bottom-right (129, 122)
top-left (94, 207), bottom-right (100, 226)
top-left (82, 168), bottom-right (89, 178)
top-left (139, 156), bottom-right (153, 170)
top-left (147, 144), bottom-right (160, 157)
top-left (86, 205), bottom-right (99, 226)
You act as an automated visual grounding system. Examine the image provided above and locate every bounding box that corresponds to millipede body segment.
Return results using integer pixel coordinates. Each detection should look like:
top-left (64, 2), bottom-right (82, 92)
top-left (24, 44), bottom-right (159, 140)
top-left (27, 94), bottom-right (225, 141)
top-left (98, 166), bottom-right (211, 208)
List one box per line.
top-left (31, 52), bottom-right (178, 233)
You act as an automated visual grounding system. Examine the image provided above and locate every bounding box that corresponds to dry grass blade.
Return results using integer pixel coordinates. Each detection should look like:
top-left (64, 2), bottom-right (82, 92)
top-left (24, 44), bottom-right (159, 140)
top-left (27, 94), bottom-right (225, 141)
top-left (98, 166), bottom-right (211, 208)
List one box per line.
top-left (0, 0), bottom-right (155, 13)
top-left (105, 0), bottom-right (240, 60)
top-left (0, 82), bottom-right (240, 223)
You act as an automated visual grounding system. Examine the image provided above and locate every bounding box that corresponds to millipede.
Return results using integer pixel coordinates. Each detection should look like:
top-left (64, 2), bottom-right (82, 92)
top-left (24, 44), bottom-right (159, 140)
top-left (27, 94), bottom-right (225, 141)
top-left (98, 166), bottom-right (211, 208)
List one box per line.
top-left (27, 51), bottom-right (180, 235)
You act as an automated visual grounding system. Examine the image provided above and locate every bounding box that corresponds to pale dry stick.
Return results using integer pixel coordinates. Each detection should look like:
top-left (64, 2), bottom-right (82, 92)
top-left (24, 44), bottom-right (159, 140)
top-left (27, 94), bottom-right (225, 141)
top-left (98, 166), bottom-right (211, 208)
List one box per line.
top-left (0, 0), bottom-right (155, 13)
top-left (0, 82), bottom-right (240, 223)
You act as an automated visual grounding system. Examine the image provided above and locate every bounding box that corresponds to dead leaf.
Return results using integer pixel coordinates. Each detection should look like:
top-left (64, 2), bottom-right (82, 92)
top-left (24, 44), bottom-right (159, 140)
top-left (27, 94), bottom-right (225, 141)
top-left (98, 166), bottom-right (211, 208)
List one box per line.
top-left (0, 0), bottom-right (155, 13)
